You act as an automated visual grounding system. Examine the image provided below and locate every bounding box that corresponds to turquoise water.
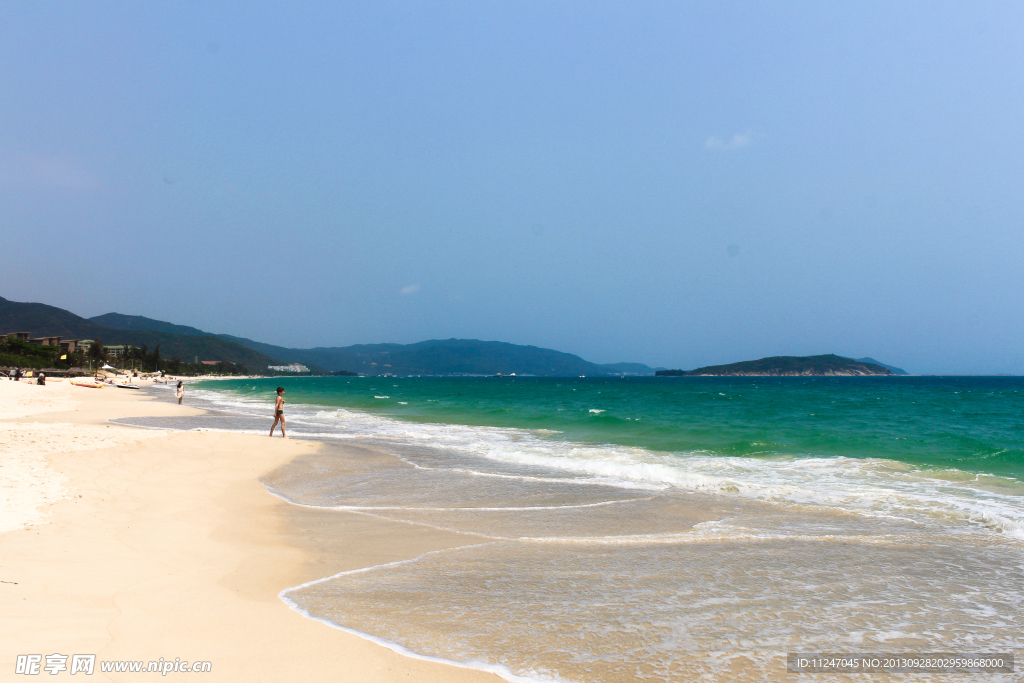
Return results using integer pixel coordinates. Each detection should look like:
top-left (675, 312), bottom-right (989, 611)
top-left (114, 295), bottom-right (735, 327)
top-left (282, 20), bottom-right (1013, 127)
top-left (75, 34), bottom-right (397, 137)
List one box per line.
top-left (200, 375), bottom-right (1024, 479)
top-left (173, 375), bottom-right (1024, 682)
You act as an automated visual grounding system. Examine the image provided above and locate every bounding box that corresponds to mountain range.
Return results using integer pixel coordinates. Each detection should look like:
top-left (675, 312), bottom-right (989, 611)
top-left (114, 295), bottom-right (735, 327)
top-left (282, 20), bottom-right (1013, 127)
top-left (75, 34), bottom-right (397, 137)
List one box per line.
top-left (0, 297), bottom-right (661, 376)
top-left (93, 312), bottom-right (661, 376)
top-left (3, 296), bottom-right (909, 377)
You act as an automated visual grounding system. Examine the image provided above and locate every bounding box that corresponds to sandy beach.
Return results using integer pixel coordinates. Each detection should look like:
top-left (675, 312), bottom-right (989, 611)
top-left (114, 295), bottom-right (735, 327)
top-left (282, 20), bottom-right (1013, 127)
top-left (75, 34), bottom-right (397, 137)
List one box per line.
top-left (0, 378), bottom-right (501, 681)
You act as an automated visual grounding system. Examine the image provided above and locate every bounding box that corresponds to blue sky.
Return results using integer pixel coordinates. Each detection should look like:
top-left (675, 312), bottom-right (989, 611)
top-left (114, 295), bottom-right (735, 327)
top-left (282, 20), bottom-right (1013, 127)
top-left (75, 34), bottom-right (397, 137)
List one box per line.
top-left (2, 2), bottom-right (1023, 373)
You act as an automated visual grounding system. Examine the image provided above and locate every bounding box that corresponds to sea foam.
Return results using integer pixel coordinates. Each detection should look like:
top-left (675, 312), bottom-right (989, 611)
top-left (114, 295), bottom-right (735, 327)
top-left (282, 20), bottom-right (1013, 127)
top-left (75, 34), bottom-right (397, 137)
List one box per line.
top-left (139, 382), bottom-right (1024, 540)
top-left (129, 382), bottom-right (1024, 683)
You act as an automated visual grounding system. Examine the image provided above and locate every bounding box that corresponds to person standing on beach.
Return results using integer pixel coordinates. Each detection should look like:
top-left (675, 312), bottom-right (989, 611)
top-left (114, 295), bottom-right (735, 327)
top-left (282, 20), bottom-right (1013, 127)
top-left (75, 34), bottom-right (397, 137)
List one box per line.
top-left (176, 381), bottom-right (184, 405)
top-left (269, 387), bottom-right (287, 438)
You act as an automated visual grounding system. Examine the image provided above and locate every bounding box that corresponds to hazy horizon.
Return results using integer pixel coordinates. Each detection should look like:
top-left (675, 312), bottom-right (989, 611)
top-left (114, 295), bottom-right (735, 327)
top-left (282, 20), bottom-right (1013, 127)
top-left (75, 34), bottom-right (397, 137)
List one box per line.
top-left (3, 3), bottom-right (1023, 374)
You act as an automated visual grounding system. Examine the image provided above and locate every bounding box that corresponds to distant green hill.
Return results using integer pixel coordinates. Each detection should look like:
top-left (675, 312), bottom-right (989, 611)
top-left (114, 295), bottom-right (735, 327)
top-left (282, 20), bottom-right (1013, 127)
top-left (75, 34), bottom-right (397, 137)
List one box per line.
top-left (0, 297), bottom-right (280, 368)
top-left (855, 357), bottom-right (908, 375)
top-left (87, 310), bottom-right (662, 376)
top-left (601, 361), bottom-right (667, 375)
top-left (90, 312), bottom-right (212, 338)
top-left (218, 335), bottom-right (656, 377)
top-left (656, 355), bottom-right (895, 377)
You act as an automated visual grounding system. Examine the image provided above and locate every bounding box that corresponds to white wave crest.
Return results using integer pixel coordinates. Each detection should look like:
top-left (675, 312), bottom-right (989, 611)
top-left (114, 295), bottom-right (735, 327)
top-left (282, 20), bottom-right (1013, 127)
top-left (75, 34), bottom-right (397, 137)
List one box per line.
top-left (182, 383), bottom-right (1024, 541)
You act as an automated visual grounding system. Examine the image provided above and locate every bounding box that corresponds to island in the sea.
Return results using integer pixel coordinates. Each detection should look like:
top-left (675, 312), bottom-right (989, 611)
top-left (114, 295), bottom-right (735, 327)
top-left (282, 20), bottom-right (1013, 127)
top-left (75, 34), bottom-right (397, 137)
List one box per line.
top-left (655, 354), bottom-right (902, 377)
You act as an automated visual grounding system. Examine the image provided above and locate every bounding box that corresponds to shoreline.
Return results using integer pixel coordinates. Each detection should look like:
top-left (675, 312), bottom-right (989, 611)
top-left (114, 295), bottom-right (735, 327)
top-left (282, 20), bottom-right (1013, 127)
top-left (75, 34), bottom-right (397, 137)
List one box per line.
top-left (8, 376), bottom-right (1022, 681)
top-left (0, 378), bottom-right (502, 682)
top-left (277, 542), bottom-right (542, 683)
top-left (169, 377), bottom-right (1024, 682)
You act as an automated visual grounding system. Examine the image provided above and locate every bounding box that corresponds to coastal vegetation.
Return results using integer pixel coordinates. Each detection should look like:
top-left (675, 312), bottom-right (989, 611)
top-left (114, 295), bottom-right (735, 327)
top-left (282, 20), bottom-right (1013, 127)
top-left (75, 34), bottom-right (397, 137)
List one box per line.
top-left (1, 296), bottom-right (281, 368)
top-left (0, 333), bottom-right (252, 376)
top-left (161, 359), bottom-right (250, 376)
top-left (0, 336), bottom-right (64, 370)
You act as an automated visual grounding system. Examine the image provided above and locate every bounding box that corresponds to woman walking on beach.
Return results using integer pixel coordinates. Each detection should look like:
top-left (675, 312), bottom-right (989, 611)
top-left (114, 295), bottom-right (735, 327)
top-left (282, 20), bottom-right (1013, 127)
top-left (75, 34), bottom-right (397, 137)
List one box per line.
top-left (175, 381), bottom-right (184, 405)
top-left (269, 387), bottom-right (287, 438)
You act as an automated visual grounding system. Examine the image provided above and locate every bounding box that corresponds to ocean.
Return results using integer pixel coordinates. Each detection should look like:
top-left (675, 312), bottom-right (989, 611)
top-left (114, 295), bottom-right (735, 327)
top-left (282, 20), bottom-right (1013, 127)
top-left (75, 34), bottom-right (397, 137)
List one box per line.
top-left (122, 376), bottom-right (1024, 682)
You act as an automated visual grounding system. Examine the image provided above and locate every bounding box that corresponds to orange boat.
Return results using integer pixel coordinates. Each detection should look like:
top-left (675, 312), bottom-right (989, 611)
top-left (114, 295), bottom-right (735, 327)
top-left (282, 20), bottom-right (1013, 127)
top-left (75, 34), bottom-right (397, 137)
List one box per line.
top-left (70, 380), bottom-right (105, 389)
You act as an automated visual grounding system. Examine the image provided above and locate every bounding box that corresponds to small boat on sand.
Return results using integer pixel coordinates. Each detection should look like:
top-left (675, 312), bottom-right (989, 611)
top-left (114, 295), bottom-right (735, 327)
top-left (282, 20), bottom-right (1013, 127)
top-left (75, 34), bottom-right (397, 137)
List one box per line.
top-left (116, 383), bottom-right (141, 390)
top-left (71, 380), bottom-right (105, 389)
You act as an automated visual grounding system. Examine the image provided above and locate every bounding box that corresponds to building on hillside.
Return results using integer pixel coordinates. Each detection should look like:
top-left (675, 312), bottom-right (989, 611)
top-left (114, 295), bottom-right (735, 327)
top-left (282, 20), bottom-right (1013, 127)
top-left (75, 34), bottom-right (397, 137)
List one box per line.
top-left (268, 363), bottom-right (310, 373)
top-left (4, 332), bottom-right (30, 341)
top-left (201, 360), bottom-right (221, 366)
top-left (59, 339), bottom-right (80, 354)
top-left (105, 345), bottom-right (127, 358)
top-left (29, 336), bottom-right (62, 346)
top-left (77, 340), bottom-right (94, 353)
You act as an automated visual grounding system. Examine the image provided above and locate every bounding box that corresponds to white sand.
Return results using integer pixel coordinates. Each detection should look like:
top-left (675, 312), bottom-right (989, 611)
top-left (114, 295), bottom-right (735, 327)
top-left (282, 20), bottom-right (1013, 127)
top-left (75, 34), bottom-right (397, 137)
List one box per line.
top-left (0, 377), bottom-right (500, 682)
top-left (0, 421), bottom-right (168, 532)
top-left (0, 381), bottom-right (167, 532)
top-left (1, 378), bottom-right (78, 419)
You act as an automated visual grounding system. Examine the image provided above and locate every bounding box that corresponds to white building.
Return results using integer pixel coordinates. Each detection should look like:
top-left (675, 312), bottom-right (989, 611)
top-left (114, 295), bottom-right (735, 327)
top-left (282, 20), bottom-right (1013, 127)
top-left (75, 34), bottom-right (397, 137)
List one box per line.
top-left (268, 363), bottom-right (310, 373)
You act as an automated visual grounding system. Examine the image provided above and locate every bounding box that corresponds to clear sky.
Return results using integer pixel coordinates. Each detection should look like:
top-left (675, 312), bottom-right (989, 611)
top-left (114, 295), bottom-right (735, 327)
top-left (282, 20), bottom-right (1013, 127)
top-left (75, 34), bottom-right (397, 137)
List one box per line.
top-left (2, 2), bottom-right (1023, 374)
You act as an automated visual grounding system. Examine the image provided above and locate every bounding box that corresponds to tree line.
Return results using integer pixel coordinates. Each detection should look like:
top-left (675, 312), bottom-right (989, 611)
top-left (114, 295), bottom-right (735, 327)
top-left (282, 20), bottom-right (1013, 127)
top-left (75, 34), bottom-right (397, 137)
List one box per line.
top-left (0, 337), bottom-right (249, 376)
